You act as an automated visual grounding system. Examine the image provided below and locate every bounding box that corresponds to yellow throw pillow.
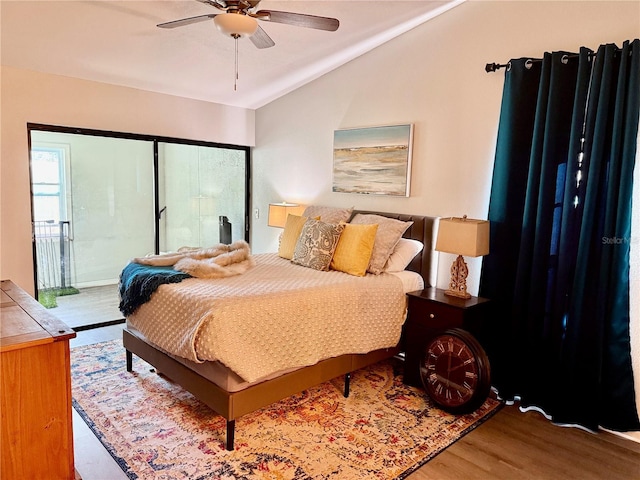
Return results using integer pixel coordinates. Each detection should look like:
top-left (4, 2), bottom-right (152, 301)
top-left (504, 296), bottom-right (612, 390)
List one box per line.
top-left (330, 223), bottom-right (379, 276)
top-left (278, 214), bottom-right (309, 259)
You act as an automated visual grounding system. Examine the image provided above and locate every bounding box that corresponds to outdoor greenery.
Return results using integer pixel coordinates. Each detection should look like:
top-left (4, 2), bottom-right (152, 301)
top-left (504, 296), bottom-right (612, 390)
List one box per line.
top-left (38, 286), bottom-right (79, 309)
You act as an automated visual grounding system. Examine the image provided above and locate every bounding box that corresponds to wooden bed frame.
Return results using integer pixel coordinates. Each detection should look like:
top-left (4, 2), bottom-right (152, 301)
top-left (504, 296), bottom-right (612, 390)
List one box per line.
top-left (123, 211), bottom-right (437, 450)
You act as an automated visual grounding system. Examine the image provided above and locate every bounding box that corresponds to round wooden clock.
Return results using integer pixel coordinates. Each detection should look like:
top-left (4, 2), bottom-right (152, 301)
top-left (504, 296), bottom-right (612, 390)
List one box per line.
top-left (419, 328), bottom-right (491, 414)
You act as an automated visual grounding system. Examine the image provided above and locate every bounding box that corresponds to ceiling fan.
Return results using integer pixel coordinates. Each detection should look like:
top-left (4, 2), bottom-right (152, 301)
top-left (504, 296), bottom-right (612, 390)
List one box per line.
top-left (157, 0), bottom-right (340, 49)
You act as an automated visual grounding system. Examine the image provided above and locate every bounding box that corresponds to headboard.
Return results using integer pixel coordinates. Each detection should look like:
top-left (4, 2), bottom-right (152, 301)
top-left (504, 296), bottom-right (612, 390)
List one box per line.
top-left (351, 211), bottom-right (439, 288)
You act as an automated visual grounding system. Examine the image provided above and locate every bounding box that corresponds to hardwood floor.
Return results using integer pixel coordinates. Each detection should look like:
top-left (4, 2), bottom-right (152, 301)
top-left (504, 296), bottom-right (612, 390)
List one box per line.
top-left (71, 325), bottom-right (640, 480)
top-left (51, 284), bottom-right (123, 330)
top-left (71, 324), bottom-right (129, 480)
top-left (409, 405), bottom-right (640, 480)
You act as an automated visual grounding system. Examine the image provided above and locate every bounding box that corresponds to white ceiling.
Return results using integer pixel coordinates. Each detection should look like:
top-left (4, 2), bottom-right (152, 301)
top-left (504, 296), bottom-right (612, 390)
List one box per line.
top-left (1, 0), bottom-right (463, 109)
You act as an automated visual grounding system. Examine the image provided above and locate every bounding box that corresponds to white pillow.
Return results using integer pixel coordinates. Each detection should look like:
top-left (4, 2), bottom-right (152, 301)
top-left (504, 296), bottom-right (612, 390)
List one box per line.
top-left (383, 238), bottom-right (424, 272)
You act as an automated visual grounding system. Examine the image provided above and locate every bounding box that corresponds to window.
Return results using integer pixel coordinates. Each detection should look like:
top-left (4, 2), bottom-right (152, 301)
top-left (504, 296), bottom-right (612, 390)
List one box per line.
top-left (31, 144), bottom-right (71, 238)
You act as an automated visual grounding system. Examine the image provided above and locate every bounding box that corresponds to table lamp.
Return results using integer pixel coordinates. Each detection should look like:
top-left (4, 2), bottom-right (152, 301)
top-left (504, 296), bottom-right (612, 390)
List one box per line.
top-left (435, 215), bottom-right (490, 299)
top-left (267, 203), bottom-right (305, 228)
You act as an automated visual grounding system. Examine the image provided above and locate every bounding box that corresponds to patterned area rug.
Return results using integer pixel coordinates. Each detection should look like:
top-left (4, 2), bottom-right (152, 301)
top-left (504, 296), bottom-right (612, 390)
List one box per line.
top-left (71, 340), bottom-right (502, 479)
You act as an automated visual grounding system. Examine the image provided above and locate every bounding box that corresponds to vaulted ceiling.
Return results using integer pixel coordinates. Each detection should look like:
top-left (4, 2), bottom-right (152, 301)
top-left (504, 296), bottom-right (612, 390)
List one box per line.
top-left (1, 1), bottom-right (463, 109)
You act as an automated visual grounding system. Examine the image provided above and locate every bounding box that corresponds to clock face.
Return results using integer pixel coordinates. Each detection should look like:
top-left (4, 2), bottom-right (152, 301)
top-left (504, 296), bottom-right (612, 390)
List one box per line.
top-left (420, 328), bottom-right (490, 414)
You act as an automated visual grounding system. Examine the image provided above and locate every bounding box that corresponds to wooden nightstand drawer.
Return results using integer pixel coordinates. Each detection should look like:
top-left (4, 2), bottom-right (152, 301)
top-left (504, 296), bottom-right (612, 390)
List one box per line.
top-left (407, 296), bottom-right (466, 329)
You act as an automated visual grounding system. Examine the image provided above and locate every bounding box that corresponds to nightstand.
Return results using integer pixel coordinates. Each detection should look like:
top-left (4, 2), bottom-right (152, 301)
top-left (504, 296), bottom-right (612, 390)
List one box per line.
top-left (402, 287), bottom-right (491, 387)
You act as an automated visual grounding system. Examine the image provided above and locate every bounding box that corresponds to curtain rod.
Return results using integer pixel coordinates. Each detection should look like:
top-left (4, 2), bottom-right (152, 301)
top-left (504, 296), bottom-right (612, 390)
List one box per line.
top-left (486, 54), bottom-right (577, 73)
top-left (486, 46), bottom-right (631, 73)
top-left (485, 62), bottom-right (511, 73)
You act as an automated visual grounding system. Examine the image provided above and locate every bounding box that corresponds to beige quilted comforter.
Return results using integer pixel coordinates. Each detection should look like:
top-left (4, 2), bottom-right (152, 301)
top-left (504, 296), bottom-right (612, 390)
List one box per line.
top-left (126, 253), bottom-right (407, 383)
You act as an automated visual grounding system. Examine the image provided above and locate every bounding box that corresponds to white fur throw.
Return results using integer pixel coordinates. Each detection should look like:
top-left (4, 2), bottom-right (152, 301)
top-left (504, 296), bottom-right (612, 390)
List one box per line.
top-left (133, 240), bottom-right (255, 279)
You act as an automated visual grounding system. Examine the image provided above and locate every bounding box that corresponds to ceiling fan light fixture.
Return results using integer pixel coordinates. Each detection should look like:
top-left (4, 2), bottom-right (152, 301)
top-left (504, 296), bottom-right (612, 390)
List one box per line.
top-left (214, 13), bottom-right (258, 38)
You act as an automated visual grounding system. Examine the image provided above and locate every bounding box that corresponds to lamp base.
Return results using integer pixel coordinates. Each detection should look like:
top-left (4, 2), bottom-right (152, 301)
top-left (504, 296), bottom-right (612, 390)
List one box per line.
top-left (444, 289), bottom-right (472, 299)
top-left (445, 255), bottom-right (471, 299)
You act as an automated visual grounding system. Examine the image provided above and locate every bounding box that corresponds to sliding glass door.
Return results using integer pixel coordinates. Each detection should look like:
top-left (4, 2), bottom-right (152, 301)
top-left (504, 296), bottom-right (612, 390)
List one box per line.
top-left (158, 142), bottom-right (248, 252)
top-left (29, 124), bottom-right (250, 328)
top-left (30, 130), bottom-right (155, 292)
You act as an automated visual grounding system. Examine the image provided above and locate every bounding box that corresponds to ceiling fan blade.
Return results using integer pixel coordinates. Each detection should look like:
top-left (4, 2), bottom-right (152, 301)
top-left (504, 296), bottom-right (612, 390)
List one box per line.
top-left (157, 14), bottom-right (217, 29)
top-left (195, 0), bottom-right (227, 11)
top-left (256, 10), bottom-right (339, 32)
top-left (250, 25), bottom-right (275, 49)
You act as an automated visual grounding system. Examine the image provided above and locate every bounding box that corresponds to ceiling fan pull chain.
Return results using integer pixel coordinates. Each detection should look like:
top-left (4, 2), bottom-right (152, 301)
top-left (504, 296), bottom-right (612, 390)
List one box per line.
top-left (234, 34), bottom-right (239, 91)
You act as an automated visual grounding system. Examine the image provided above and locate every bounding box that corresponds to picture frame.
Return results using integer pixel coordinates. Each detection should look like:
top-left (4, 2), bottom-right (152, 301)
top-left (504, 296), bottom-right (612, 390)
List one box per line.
top-left (332, 124), bottom-right (413, 197)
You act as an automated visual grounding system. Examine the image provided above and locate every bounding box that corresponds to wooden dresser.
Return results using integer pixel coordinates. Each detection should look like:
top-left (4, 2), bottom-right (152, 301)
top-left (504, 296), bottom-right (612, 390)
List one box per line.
top-left (1, 280), bottom-right (77, 479)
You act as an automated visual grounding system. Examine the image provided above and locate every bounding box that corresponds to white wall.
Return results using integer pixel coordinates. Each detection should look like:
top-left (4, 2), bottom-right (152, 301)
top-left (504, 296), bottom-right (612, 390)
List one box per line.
top-left (251, 0), bottom-right (640, 294)
top-left (0, 66), bottom-right (255, 295)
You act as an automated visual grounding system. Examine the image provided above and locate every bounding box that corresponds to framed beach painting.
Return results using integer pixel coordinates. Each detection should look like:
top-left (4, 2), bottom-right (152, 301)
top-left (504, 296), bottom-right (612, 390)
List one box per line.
top-left (332, 124), bottom-right (413, 197)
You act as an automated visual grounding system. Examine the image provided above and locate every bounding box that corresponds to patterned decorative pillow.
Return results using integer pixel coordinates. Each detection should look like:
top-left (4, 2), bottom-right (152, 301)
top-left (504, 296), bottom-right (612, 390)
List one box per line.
top-left (292, 219), bottom-right (345, 271)
top-left (302, 205), bottom-right (353, 224)
top-left (350, 214), bottom-right (413, 274)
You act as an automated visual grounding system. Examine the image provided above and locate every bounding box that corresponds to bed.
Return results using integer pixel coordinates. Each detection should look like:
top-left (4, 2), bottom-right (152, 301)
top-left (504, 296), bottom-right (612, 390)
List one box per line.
top-left (123, 210), bottom-right (437, 450)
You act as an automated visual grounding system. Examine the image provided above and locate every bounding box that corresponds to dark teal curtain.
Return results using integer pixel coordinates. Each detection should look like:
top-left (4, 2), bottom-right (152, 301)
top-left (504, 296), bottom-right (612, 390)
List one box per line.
top-left (480, 39), bottom-right (640, 431)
